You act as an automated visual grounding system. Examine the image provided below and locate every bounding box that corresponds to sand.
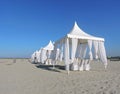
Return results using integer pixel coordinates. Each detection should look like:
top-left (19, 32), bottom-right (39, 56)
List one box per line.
top-left (0, 59), bottom-right (120, 94)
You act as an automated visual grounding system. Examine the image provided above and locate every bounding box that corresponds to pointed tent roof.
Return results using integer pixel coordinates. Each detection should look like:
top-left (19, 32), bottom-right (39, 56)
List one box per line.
top-left (67, 21), bottom-right (104, 41)
top-left (43, 40), bottom-right (54, 50)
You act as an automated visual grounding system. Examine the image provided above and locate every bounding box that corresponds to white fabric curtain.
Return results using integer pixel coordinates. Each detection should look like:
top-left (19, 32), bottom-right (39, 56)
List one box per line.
top-left (75, 41), bottom-right (81, 58)
top-left (55, 48), bottom-right (60, 60)
top-left (38, 49), bottom-right (41, 62)
top-left (76, 43), bottom-right (87, 59)
top-left (93, 41), bottom-right (98, 59)
top-left (60, 42), bottom-right (63, 61)
top-left (40, 49), bottom-right (43, 63)
top-left (40, 49), bottom-right (47, 64)
top-left (88, 40), bottom-right (93, 60)
top-left (79, 43), bottom-right (87, 59)
top-left (31, 52), bottom-right (35, 62)
top-left (48, 50), bottom-right (52, 59)
top-left (71, 38), bottom-right (78, 62)
top-left (52, 43), bottom-right (57, 60)
top-left (34, 51), bottom-right (37, 62)
top-left (98, 41), bottom-right (107, 68)
top-left (36, 51), bottom-right (40, 62)
top-left (64, 38), bottom-right (69, 71)
top-left (50, 50), bottom-right (54, 59)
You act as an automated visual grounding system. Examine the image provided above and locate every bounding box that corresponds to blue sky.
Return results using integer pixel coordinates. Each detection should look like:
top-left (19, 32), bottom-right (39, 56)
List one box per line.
top-left (0, 0), bottom-right (120, 58)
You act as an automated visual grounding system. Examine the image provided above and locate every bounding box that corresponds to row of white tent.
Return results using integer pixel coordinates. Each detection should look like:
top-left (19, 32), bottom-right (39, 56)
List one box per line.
top-left (31, 22), bottom-right (107, 73)
top-left (31, 40), bottom-right (55, 64)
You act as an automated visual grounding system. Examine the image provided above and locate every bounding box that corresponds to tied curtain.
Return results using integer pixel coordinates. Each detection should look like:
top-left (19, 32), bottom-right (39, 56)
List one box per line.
top-left (36, 51), bottom-right (41, 62)
top-left (64, 38), bottom-right (69, 71)
top-left (71, 38), bottom-right (78, 62)
top-left (38, 50), bottom-right (41, 62)
top-left (53, 43), bottom-right (57, 60)
top-left (60, 42), bottom-right (63, 61)
top-left (88, 40), bottom-right (93, 60)
top-left (55, 48), bottom-right (60, 60)
top-left (75, 40), bottom-right (87, 59)
top-left (40, 49), bottom-right (47, 64)
top-left (98, 41), bottom-right (107, 67)
top-left (79, 43), bottom-right (88, 59)
top-left (93, 41), bottom-right (98, 59)
top-left (46, 50), bottom-right (51, 59)
top-left (31, 52), bottom-right (35, 62)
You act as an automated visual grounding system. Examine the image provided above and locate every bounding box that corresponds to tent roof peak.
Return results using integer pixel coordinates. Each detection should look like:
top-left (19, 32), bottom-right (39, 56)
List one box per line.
top-left (43, 40), bottom-right (54, 50)
top-left (66, 21), bottom-right (104, 41)
top-left (69, 21), bottom-right (89, 36)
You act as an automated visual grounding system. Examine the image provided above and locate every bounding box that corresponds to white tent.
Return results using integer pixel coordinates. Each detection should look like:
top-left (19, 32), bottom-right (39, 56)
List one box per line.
top-left (54, 21), bottom-right (107, 73)
top-left (40, 40), bottom-right (54, 64)
top-left (31, 50), bottom-right (39, 63)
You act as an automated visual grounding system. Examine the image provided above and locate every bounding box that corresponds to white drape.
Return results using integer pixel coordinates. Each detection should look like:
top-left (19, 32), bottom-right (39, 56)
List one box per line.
top-left (33, 51), bottom-right (38, 62)
top-left (49, 51), bottom-right (51, 59)
top-left (71, 38), bottom-right (78, 62)
top-left (98, 41), bottom-right (107, 68)
top-left (75, 42), bottom-right (81, 58)
top-left (37, 50), bottom-right (41, 62)
top-left (31, 52), bottom-right (35, 62)
top-left (46, 50), bottom-right (49, 59)
top-left (93, 41), bottom-right (98, 59)
top-left (60, 44), bottom-right (63, 61)
top-left (88, 40), bottom-right (93, 60)
top-left (76, 43), bottom-right (87, 59)
top-left (40, 50), bottom-right (42, 63)
top-left (53, 43), bottom-right (57, 58)
top-left (65, 38), bottom-right (69, 71)
top-left (55, 48), bottom-right (60, 60)
top-left (40, 49), bottom-right (47, 64)
top-left (79, 43), bottom-right (87, 59)
top-left (36, 51), bottom-right (40, 62)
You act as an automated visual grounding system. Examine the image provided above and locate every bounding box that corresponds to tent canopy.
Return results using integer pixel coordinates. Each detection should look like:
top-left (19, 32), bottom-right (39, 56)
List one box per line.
top-left (56, 22), bottom-right (104, 44)
top-left (43, 40), bottom-right (54, 50)
top-left (68, 21), bottom-right (104, 41)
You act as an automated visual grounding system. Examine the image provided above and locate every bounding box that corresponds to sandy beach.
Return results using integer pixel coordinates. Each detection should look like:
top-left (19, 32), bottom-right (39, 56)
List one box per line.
top-left (0, 59), bottom-right (120, 94)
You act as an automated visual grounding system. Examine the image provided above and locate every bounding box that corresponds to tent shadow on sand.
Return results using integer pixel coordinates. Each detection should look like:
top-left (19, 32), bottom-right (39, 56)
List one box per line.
top-left (35, 64), bottom-right (65, 73)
